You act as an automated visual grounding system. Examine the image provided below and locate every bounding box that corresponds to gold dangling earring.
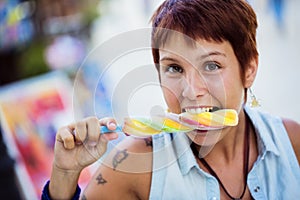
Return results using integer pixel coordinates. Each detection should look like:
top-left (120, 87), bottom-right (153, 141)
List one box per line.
top-left (249, 88), bottom-right (260, 107)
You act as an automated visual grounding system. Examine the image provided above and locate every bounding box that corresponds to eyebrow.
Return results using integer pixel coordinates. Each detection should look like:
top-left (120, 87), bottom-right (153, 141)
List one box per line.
top-left (200, 51), bottom-right (226, 60)
top-left (159, 57), bottom-right (180, 63)
top-left (159, 51), bottom-right (226, 63)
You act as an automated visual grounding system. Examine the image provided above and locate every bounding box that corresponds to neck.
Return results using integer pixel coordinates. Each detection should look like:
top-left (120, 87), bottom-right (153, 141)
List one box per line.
top-left (191, 112), bottom-right (251, 200)
top-left (195, 110), bottom-right (248, 164)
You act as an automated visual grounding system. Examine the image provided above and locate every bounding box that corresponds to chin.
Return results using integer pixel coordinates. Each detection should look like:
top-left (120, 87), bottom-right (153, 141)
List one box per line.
top-left (187, 129), bottom-right (223, 147)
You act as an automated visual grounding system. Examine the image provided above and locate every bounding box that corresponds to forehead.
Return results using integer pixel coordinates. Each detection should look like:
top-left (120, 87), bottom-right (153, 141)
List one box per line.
top-left (159, 34), bottom-right (233, 62)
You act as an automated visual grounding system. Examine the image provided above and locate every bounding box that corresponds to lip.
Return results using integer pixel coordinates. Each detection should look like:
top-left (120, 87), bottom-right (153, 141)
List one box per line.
top-left (187, 127), bottom-right (223, 136)
top-left (187, 129), bottom-right (209, 137)
top-left (194, 129), bottom-right (209, 133)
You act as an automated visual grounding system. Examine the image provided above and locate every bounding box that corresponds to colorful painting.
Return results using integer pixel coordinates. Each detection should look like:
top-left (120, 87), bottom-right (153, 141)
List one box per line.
top-left (0, 71), bottom-right (92, 199)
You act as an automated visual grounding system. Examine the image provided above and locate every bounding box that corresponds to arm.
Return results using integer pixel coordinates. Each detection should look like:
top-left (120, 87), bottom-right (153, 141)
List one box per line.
top-left (283, 118), bottom-right (300, 165)
top-left (47, 117), bottom-right (118, 199)
top-left (82, 136), bottom-right (153, 200)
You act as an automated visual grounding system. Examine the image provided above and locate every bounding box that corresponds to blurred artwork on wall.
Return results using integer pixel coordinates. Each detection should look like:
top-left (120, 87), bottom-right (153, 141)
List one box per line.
top-left (0, 71), bottom-right (92, 199)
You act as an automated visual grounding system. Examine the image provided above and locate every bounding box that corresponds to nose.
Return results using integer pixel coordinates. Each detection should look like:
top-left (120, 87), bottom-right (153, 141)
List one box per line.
top-left (182, 70), bottom-right (208, 100)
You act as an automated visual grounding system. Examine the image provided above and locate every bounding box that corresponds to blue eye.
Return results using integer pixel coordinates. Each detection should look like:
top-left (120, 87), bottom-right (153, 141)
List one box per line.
top-left (167, 65), bottom-right (183, 73)
top-left (204, 62), bottom-right (220, 71)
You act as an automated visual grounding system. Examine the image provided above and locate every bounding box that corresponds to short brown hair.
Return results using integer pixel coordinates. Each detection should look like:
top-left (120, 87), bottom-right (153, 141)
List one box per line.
top-left (151, 0), bottom-right (258, 81)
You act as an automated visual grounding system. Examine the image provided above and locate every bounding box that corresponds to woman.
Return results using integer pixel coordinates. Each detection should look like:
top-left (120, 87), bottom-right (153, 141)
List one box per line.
top-left (43, 0), bottom-right (300, 199)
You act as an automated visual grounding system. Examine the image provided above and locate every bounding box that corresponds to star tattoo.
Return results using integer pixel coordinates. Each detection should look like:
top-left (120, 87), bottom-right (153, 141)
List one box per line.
top-left (96, 173), bottom-right (107, 185)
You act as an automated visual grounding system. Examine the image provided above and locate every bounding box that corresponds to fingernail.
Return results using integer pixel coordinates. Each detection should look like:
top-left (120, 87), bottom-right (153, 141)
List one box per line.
top-left (108, 122), bottom-right (117, 129)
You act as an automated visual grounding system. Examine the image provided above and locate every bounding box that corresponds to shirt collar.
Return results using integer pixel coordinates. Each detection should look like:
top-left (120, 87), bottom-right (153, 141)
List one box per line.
top-left (172, 133), bottom-right (198, 175)
top-left (244, 105), bottom-right (280, 156)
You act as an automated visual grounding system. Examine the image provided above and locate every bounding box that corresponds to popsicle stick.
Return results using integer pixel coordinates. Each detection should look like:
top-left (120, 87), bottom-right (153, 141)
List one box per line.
top-left (100, 125), bottom-right (123, 133)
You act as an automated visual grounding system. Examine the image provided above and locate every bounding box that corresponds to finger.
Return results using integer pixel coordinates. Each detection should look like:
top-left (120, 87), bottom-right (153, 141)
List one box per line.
top-left (86, 117), bottom-right (101, 146)
top-left (74, 121), bottom-right (88, 144)
top-left (101, 132), bottom-right (118, 141)
top-left (56, 127), bottom-right (76, 149)
top-left (99, 117), bottom-right (119, 140)
top-left (99, 117), bottom-right (118, 131)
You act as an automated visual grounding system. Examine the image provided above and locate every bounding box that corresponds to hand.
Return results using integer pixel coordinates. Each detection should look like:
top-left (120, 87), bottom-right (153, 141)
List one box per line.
top-left (53, 117), bottom-right (118, 172)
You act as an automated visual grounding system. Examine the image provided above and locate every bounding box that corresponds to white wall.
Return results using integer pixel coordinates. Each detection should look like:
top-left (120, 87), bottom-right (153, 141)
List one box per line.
top-left (252, 0), bottom-right (300, 122)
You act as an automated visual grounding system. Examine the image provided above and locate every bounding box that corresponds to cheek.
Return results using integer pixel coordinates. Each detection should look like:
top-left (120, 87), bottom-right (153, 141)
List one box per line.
top-left (222, 74), bottom-right (245, 108)
top-left (205, 75), bottom-right (227, 103)
top-left (205, 71), bottom-right (244, 109)
top-left (161, 81), bottom-right (182, 113)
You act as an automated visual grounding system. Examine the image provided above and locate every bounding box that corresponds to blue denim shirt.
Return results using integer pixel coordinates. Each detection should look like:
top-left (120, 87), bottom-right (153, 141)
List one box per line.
top-left (149, 106), bottom-right (300, 200)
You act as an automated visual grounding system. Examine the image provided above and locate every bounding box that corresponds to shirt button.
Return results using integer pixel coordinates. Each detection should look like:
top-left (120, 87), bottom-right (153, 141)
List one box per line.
top-left (210, 197), bottom-right (217, 200)
top-left (254, 186), bottom-right (260, 193)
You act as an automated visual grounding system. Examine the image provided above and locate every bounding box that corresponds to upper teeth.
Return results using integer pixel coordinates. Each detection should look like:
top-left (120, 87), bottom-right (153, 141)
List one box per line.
top-left (185, 107), bottom-right (213, 114)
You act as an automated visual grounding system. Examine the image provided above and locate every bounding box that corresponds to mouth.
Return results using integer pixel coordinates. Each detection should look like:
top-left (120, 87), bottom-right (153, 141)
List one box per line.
top-left (180, 106), bottom-right (237, 130)
top-left (183, 106), bottom-right (220, 114)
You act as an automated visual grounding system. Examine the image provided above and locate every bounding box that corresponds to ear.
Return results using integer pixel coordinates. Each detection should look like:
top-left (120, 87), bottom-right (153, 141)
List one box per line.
top-left (244, 56), bottom-right (258, 88)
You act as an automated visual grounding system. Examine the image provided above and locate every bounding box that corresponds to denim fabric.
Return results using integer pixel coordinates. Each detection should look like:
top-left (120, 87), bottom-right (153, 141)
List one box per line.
top-left (149, 106), bottom-right (300, 200)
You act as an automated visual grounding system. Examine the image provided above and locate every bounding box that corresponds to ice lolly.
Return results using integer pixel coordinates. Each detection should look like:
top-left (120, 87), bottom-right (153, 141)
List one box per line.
top-left (100, 109), bottom-right (238, 137)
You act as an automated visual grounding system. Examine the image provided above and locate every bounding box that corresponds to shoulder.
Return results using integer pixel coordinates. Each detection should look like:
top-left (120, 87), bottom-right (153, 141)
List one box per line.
top-left (282, 118), bottom-right (300, 164)
top-left (83, 136), bottom-right (153, 200)
top-left (106, 136), bottom-right (153, 172)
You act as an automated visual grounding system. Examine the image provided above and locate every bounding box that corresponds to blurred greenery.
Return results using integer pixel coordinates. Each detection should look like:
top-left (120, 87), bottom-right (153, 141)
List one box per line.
top-left (18, 39), bottom-right (50, 79)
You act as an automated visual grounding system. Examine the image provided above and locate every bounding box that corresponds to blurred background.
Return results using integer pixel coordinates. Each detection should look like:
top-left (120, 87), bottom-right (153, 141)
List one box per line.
top-left (0, 0), bottom-right (299, 199)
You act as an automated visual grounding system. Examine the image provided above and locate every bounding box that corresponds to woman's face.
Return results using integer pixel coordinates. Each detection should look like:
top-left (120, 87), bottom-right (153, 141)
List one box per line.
top-left (158, 36), bottom-right (251, 145)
